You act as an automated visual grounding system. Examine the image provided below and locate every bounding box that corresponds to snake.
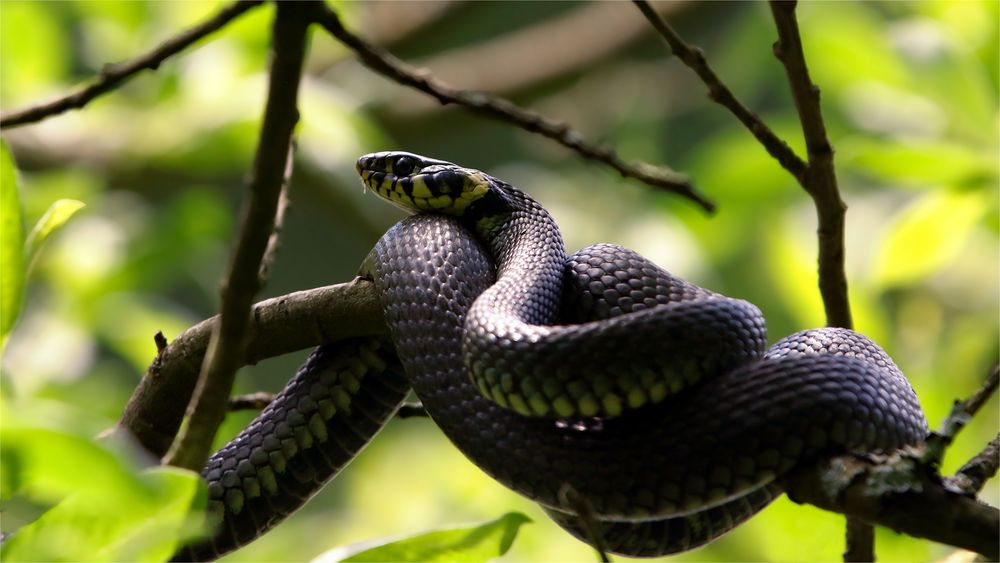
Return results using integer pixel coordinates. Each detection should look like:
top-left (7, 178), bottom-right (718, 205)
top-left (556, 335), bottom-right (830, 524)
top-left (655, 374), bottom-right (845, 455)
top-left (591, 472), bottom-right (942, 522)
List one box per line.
top-left (172, 151), bottom-right (928, 561)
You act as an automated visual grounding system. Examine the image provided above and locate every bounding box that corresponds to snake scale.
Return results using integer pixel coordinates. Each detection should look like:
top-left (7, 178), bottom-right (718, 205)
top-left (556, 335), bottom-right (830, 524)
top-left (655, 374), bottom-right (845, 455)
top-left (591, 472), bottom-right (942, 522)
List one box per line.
top-left (173, 152), bottom-right (928, 561)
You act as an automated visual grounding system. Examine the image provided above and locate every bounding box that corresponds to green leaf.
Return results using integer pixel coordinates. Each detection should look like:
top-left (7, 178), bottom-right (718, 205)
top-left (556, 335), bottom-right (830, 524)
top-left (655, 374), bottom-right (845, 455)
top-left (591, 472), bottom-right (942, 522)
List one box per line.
top-left (1, 421), bottom-right (206, 562)
top-left (844, 139), bottom-right (998, 190)
top-left (1, 467), bottom-right (205, 562)
top-left (24, 198), bottom-right (86, 274)
top-left (320, 512), bottom-right (532, 563)
top-left (873, 190), bottom-right (989, 287)
top-left (1, 427), bottom-right (148, 503)
top-left (0, 139), bottom-right (24, 350)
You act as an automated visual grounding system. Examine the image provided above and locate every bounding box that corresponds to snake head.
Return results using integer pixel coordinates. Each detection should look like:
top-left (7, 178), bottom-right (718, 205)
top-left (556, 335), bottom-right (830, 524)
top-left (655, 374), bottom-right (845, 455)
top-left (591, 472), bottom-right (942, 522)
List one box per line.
top-left (356, 151), bottom-right (506, 218)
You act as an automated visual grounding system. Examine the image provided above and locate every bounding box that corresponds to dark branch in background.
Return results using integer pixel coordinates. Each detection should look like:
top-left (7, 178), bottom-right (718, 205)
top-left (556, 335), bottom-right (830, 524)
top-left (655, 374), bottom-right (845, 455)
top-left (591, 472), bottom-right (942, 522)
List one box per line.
top-left (631, 0), bottom-right (807, 182)
top-left (769, 1), bottom-right (852, 331)
top-left (162, 2), bottom-right (311, 471)
top-left (229, 391), bottom-right (275, 412)
top-left (118, 280), bottom-right (386, 459)
top-left (0, 1), bottom-right (263, 129)
top-left (312, 5), bottom-right (715, 212)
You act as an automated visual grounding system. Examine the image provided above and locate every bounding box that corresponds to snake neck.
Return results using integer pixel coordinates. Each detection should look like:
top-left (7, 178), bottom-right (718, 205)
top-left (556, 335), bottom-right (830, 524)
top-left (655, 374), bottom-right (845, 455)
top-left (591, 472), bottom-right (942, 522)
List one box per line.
top-left (465, 180), bottom-right (566, 327)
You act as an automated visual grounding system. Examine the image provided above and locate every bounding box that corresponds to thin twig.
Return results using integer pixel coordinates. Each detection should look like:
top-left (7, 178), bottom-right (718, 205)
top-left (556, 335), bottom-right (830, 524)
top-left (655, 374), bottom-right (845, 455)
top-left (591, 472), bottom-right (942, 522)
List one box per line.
top-left (950, 433), bottom-right (1000, 496)
top-left (154, 331), bottom-right (168, 355)
top-left (926, 363), bottom-right (1000, 465)
top-left (228, 391), bottom-right (275, 411)
top-left (162, 2), bottom-right (311, 471)
top-left (631, 0), bottom-right (807, 182)
top-left (769, 0), bottom-right (851, 330)
top-left (558, 484), bottom-right (611, 563)
top-left (117, 279), bottom-right (386, 458)
top-left (312, 5), bottom-right (714, 212)
top-left (959, 364), bottom-right (1000, 419)
top-left (260, 143), bottom-right (295, 282)
top-left (0, 1), bottom-right (263, 129)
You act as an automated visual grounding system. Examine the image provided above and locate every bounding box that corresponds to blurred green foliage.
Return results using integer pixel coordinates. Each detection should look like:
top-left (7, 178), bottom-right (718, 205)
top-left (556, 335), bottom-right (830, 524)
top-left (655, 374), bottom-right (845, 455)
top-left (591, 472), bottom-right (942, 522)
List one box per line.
top-left (318, 512), bottom-right (531, 563)
top-left (0, 1), bottom-right (996, 561)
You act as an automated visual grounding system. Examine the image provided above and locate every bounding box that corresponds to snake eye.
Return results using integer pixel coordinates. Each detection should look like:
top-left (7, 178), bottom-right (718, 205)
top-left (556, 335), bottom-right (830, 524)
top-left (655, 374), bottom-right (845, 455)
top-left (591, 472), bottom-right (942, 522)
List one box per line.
top-left (393, 156), bottom-right (415, 176)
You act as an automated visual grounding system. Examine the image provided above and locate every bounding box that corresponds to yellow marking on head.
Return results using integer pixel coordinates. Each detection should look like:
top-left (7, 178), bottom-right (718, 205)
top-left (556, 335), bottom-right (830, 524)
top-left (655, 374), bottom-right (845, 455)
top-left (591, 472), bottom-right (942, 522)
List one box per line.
top-left (411, 177), bottom-right (433, 199)
top-left (428, 195), bottom-right (454, 209)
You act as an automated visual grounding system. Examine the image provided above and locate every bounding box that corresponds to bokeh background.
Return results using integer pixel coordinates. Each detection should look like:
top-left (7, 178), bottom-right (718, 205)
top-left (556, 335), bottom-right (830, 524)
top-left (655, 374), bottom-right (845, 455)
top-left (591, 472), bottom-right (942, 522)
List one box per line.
top-left (2, 1), bottom-right (997, 561)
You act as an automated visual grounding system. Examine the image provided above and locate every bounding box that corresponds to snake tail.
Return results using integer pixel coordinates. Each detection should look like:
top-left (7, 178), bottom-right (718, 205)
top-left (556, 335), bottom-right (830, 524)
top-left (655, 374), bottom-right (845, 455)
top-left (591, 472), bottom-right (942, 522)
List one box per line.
top-left (172, 339), bottom-right (407, 561)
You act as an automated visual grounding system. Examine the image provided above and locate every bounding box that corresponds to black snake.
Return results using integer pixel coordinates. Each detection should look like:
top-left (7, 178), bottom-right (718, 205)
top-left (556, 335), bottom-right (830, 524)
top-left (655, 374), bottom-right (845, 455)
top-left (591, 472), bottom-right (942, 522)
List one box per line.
top-left (173, 152), bottom-right (927, 561)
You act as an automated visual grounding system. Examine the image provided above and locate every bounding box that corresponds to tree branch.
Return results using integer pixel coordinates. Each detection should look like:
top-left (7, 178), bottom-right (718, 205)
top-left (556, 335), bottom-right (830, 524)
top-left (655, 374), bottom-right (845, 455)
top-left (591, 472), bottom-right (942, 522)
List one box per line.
top-left (0, 0), bottom-right (263, 129)
top-left (161, 2), bottom-right (312, 471)
top-left (766, 3), bottom-right (860, 555)
top-left (631, 0), bottom-right (807, 182)
top-left (783, 451), bottom-right (999, 560)
top-left (312, 4), bottom-right (715, 212)
top-left (783, 365), bottom-right (1000, 559)
top-left (769, 0), bottom-right (851, 330)
top-left (926, 363), bottom-right (1000, 465)
top-left (118, 279), bottom-right (386, 459)
top-left (950, 433), bottom-right (1000, 496)
top-left (259, 143), bottom-right (295, 283)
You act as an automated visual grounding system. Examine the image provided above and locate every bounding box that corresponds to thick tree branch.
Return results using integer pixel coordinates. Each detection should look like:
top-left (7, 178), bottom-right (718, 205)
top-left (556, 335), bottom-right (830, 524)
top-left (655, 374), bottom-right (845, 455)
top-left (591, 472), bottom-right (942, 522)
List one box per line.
top-left (769, 1), bottom-right (851, 331)
top-left (0, 1), bottom-right (262, 129)
top-left (162, 2), bottom-right (312, 471)
top-left (783, 451), bottom-right (999, 560)
top-left (118, 279), bottom-right (386, 459)
top-left (312, 4), bottom-right (714, 212)
top-left (632, 0), bottom-right (807, 182)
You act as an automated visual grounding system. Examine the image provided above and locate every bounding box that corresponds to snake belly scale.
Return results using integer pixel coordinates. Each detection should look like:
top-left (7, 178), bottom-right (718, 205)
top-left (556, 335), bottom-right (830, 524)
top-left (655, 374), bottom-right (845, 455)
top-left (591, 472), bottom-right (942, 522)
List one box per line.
top-left (173, 152), bottom-right (927, 561)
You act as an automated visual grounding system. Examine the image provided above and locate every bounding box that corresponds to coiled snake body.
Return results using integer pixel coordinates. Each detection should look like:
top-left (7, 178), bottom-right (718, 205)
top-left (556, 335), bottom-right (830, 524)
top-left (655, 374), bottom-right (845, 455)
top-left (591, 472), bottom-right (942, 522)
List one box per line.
top-left (175, 152), bottom-right (927, 561)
